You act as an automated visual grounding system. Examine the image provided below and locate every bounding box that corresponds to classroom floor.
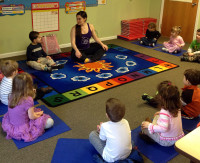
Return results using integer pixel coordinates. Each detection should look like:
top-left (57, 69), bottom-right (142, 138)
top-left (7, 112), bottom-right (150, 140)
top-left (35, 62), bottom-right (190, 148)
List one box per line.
top-left (1, 37), bottom-right (196, 163)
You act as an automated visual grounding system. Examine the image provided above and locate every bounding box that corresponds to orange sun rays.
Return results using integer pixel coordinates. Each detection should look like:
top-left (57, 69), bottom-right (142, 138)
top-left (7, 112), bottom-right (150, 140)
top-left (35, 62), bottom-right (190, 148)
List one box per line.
top-left (73, 60), bottom-right (113, 73)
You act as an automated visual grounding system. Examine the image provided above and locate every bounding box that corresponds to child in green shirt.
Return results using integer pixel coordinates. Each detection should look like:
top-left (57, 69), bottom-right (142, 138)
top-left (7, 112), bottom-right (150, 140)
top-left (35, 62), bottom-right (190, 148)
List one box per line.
top-left (181, 29), bottom-right (200, 62)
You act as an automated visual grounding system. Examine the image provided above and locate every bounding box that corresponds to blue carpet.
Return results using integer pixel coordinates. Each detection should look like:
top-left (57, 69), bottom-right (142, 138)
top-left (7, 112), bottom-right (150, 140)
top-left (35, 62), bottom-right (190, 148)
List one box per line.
top-left (19, 48), bottom-right (156, 94)
top-left (0, 105), bottom-right (71, 149)
top-left (131, 126), bottom-right (178, 163)
top-left (153, 47), bottom-right (186, 56)
top-left (182, 116), bottom-right (200, 131)
top-left (17, 45), bottom-right (179, 107)
top-left (131, 41), bottom-right (162, 48)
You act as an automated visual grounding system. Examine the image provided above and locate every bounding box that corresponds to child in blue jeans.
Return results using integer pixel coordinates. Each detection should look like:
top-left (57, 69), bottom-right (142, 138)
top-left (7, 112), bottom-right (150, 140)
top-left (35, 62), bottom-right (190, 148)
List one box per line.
top-left (89, 98), bottom-right (133, 162)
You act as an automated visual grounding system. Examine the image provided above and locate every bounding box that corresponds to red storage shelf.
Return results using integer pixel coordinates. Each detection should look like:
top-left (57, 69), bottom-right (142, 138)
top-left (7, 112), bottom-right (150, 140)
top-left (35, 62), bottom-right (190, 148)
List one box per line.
top-left (118, 18), bottom-right (157, 41)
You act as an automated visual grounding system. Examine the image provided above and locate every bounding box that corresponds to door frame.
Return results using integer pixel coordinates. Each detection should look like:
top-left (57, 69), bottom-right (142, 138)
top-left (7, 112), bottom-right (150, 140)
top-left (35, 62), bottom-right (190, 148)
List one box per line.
top-left (159, 0), bottom-right (200, 40)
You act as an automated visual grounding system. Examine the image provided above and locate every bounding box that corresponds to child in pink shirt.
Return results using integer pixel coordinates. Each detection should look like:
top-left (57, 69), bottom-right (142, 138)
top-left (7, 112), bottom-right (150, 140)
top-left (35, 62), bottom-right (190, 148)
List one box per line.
top-left (162, 26), bottom-right (185, 53)
top-left (141, 81), bottom-right (184, 146)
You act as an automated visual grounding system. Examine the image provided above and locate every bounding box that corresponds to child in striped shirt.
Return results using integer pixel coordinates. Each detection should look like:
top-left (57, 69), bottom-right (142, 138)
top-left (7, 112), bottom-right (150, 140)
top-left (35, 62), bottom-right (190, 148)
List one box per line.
top-left (0, 60), bottom-right (18, 105)
top-left (141, 81), bottom-right (184, 146)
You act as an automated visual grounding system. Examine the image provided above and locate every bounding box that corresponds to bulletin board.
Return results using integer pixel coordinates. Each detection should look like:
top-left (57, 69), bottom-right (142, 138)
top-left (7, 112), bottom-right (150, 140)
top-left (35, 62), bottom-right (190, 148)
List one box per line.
top-left (0, 0), bottom-right (97, 9)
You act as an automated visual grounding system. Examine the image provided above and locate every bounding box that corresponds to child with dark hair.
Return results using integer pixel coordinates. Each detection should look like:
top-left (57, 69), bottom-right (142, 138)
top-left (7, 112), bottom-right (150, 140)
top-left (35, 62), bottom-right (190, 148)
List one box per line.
top-left (89, 98), bottom-right (133, 162)
top-left (140, 22), bottom-right (161, 47)
top-left (141, 81), bottom-right (184, 146)
top-left (181, 69), bottom-right (200, 118)
top-left (26, 31), bottom-right (64, 73)
top-left (181, 29), bottom-right (200, 62)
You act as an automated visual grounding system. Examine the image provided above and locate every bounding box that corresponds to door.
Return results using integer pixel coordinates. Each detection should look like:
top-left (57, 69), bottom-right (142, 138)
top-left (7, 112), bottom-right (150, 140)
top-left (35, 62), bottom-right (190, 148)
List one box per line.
top-left (161, 0), bottom-right (199, 43)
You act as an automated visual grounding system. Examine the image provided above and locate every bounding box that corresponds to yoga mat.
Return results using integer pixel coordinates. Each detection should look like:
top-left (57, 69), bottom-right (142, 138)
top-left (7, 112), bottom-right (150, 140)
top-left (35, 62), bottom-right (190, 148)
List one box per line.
top-left (51, 138), bottom-right (143, 163)
top-left (51, 138), bottom-right (97, 163)
top-left (153, 47), bottom-right (187, 57)
top-left (0, 105), bottom-right (71, 149)
top-left (131, 126), bottom-right (178, 163)
top-left (182, 116), bottom-right (200, 131)
top-left (131, 41), bottom-right (162, 48)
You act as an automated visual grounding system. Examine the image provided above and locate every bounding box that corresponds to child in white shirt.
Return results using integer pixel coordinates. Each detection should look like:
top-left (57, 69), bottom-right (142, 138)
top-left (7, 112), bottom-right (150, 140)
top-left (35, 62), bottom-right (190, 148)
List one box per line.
top-left (89, 98), bottom-right (132, 162)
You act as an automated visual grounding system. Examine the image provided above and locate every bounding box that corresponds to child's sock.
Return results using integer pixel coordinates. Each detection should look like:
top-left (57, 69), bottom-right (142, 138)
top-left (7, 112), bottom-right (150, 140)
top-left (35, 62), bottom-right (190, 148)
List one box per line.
top-left (44, 67), bottom-right (52, 73)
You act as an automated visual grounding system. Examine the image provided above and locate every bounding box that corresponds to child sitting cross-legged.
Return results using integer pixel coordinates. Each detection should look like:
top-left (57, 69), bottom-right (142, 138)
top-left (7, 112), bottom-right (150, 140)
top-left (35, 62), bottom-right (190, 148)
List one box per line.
top-left (181, 69), bottom-right (200, 119)
top-left (89, 98), bottom-right (133, 162)
top-left (181, 28), bottom-right (200, 62)
top-left (2, 72), bottom-right (54, 142)
top-left (26, 31), bottom-right (64, 73)
top-left (140, 81), bottom-right (184, 146)
top-left (140, 22), bottom-right (161, 47)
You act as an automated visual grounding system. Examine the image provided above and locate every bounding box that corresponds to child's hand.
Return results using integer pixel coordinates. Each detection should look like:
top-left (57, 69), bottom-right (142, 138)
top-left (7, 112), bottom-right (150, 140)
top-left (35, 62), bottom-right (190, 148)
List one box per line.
top-left (154, 111), bottom-right (160, 117)
top-left (35, 111), bottom-right (43, 117)
top-left (46, 56), bottom-right (51, 60)
top-left (37, 59), bottom-right (41, 63)
top-left (154, 38), bottom-right (157, 40)
top-left (141, 121), bottom-right (150, 129)
top-left (97, 122), bottom-right (103, 132)
top-left (188, 52), bottom-right (194, 56)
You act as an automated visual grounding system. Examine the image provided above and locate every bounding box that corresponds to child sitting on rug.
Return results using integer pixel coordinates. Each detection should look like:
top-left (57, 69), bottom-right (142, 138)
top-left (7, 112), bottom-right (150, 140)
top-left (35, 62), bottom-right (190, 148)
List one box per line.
top-left (181, 69), bottom-right (200, 119)
top-left (141, 81), bottom-right (184, 146)
top-left (140, 22), bottom-right (161, 47)
top-left (89, 98), bottom-right (133, 162)
top-left (181, 29), bottom-right (200, 62)
top-left (0, 60), bottom-right (53, 105)
top-left (26, 31), bottom-right (64, 73)
top-left (162, 26), bottom-right (185, 53)
top-left (2, 72), bottom-right (54, 142)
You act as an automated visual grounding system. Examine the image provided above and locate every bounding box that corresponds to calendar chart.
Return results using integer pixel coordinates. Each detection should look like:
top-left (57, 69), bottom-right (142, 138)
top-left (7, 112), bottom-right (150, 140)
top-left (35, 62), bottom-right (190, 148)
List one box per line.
top-left (31, 2), bottom-right (59, 33)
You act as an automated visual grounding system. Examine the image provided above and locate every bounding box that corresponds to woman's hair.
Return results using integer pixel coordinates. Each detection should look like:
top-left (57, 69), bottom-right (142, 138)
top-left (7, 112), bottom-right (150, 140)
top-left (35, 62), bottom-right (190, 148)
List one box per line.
top-left (197, 28), bottom-right (200, 33)
top-left (76, 11), bottom-right (87, 38)
top-left (184, 69), bottom-right (200, 85)
top-left (106, 98), bottom-right (125, 122)
top-left (148, 22), bottom-right (156, 29)
top-left (171, 26), bottom-right (181, 34)
top-left (9, 72), bottom-right (35, 108)
top-left (0, 60), bottom-right (18, 77)
top-left (157, 81), bottom-right (181, 117)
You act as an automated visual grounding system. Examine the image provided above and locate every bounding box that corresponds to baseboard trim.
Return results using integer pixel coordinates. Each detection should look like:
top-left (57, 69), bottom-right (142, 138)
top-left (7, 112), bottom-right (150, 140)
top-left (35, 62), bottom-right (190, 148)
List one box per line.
top-left (0, 35), bottom-right (117, 59)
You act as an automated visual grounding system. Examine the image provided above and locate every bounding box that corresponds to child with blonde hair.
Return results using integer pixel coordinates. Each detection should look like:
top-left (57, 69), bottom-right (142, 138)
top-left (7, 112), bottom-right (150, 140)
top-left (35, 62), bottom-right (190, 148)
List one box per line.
top-left (162, 26), bottom-right (185, 53)
top-left (141, 81), bottom-right (184, 146)
top-left (2, 72), bottom-right (54, 142)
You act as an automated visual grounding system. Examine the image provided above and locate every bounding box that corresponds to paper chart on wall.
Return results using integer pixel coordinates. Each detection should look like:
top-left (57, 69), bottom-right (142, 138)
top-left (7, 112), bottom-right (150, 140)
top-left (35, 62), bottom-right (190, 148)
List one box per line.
top-left (98, 0), bottom-right (106, 5)
top-left (31, 2), bottom-right (59, 33)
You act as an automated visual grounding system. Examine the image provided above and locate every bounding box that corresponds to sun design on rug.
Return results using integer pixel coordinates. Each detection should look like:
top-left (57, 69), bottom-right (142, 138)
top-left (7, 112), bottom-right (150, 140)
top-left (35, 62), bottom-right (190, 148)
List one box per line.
top-left (73, 60), bottom-right (113, 73)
